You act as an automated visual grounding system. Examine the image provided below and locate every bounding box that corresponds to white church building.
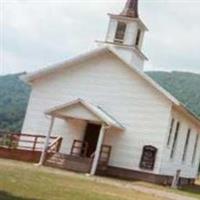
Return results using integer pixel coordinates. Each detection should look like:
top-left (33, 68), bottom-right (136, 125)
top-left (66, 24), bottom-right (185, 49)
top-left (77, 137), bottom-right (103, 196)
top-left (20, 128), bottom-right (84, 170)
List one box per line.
top-left (21, 0), bottom-right (200, 185)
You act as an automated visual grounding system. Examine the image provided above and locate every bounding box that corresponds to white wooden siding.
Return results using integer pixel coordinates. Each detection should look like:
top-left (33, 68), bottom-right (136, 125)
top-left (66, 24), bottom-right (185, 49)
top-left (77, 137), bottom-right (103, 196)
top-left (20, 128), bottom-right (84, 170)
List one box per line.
top-left (104, 16), bottom-right (145, 71)
top-left (160, 108), bottom-right (200, 178)
top-left (53, 103), bottom-right (101, 122)
top-left (22, 52), bottom-right (172, 174)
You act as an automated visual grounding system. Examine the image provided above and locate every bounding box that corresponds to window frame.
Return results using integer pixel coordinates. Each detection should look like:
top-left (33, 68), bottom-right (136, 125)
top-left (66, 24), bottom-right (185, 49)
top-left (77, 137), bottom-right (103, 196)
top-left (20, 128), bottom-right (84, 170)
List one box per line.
top-left (170, 121), bottom-right (180, 159)
top-left (114, 22), bottom-right (127, 43)
top-left (182, 128), bottom-right (191, 162)
top-left (192, 133), bottom-right (199, 164)
top-left (135, 29), bottom-right (141, 47)
top-left (167, 118), bottom-right (175, 146)
top-left (139, 145), bottom-right (157, 171)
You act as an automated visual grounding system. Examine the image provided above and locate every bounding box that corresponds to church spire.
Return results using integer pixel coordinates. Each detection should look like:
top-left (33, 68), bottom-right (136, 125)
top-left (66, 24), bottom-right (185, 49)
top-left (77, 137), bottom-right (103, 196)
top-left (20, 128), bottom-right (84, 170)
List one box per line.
top-left (120, 0), bottom-right (139, 18)
top-left (96, 0), bottom-right (147, 71)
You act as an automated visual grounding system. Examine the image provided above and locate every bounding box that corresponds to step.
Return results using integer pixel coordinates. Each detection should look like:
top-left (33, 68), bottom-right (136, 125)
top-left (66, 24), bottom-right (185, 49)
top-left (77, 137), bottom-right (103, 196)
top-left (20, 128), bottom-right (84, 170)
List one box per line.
top-left (47, 153), bottom-right (92, 164)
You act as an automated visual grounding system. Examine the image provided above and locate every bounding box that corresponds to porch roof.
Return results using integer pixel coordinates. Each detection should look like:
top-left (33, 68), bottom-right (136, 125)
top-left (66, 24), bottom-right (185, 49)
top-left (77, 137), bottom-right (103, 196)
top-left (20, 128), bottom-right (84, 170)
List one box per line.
top-left (45, 99), bottom-right (124, 130)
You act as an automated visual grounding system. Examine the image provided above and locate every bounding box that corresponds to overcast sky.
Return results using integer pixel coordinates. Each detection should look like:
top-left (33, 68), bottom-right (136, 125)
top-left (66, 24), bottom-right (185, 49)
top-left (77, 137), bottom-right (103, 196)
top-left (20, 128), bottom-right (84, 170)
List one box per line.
top-left (0, 0), bottom-right (200, 75)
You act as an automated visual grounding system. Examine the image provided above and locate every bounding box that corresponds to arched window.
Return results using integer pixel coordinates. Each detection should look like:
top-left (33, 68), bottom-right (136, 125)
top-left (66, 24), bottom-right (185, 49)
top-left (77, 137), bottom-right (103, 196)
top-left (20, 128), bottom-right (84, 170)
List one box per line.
top-left (140, 145), bottom-right (157, 170)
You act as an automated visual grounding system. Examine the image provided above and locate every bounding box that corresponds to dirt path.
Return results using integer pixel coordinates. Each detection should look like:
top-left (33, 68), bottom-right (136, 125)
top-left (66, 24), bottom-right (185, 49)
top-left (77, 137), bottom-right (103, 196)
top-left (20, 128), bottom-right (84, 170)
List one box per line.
top-left (89, 176), bottom-right (198, 200)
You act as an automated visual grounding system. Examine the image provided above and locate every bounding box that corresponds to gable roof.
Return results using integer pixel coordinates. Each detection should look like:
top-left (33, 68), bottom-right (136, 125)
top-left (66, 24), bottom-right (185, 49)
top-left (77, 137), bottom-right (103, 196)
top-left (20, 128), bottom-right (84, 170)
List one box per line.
top-left (21, 46), bottom-right (178, 103)
top-left (21, 46), bottom-right (200, 127)
top-left (45, 98), bottom-right (124, 130)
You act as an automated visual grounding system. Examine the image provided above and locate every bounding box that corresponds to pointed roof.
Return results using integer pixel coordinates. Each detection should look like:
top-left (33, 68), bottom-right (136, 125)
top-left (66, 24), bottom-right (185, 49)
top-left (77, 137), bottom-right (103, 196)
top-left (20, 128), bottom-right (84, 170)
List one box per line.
top-left (45, 98), bottom-right (124, 130)
top-left (120, 0), bottom-right (139, 18)
top-left (21, 46), bottom-right (200, 127)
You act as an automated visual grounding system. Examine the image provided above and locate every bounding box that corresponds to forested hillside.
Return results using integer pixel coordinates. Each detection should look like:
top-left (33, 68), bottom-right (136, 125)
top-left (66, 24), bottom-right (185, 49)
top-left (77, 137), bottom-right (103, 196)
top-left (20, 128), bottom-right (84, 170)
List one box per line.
top-left (147, 71), bottom-right (200, 118)
top-left (0, 73), bottom-right (30, 132)
top-left (0, 71), bottom-right (199, 132)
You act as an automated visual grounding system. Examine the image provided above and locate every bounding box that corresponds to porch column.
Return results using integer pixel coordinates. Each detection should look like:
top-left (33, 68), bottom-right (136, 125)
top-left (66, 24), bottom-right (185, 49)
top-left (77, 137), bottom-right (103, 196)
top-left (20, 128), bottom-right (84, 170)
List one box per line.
top-left (90, 123), bottom-right (107, 175)
top-left (38, 116), bottom-right (55, 165)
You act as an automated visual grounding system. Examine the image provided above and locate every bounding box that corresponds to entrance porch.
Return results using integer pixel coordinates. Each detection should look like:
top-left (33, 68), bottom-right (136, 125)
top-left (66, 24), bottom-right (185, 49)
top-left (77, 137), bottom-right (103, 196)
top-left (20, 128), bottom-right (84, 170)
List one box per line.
top-left (45, 140), bottom-right (112, 174)
top-left (40, 99), bottom-right (124, 175)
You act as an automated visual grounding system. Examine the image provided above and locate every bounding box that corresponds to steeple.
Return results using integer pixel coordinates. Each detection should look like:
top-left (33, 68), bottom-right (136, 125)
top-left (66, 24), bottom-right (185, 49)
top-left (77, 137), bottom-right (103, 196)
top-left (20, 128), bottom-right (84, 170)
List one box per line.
top-left (96, 0), bottom-right (148, 71)
top-left (120, 0), bottom-right (138, 18)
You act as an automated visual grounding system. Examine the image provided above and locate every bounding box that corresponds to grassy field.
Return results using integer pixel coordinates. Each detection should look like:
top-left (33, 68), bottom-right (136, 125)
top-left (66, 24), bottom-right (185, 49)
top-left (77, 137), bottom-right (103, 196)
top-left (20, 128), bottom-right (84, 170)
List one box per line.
top-left (0, 159), bottom-right (199, 200)
top-left (0, 159), bottom-right (167, 200)
top-left (135, 178), bottom-right (200, 199)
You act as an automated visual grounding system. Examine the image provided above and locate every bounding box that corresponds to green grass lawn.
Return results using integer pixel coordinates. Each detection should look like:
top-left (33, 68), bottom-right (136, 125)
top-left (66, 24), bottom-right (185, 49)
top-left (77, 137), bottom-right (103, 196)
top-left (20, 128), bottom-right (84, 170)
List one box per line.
top-left (0, 159), bottom-right (165, 200)
top-left (179, 179), bottom-right (200, 199)
top-left (0, 159), bottom-right (199, 200)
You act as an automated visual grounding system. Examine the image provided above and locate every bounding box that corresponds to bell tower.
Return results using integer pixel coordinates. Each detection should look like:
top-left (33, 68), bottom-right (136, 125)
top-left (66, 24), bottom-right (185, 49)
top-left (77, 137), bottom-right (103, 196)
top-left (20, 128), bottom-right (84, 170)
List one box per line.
top-left (97, 0), bottom-right (148, 71)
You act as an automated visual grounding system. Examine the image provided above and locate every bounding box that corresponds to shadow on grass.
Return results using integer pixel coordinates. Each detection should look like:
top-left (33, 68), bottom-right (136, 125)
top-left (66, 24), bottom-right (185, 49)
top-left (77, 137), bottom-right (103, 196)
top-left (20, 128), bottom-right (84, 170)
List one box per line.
top-left (0, 191), bottom-right (41, 200)
top-left (180, 184), bottom-right (200, 196)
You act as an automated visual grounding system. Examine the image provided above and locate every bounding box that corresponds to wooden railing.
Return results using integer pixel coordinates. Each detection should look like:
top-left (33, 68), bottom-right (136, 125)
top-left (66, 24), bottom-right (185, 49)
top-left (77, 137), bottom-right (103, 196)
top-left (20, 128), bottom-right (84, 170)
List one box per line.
top-left (98, 145), bottom-right (112, 169)
top-left (0, 132), bottom-right (60, 152)
top-left (70, 140), bottom-right (89, 157)
top-left (90, 145), bottom-right (112, 170)
top-left (47, 137), bottom-right (63, 153)
top-left (70, 139), bottom-right (112, 169)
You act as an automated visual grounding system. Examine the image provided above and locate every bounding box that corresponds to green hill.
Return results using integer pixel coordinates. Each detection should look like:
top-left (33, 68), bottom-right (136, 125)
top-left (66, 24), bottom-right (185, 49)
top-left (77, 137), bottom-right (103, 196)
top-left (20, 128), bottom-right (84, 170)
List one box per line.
top-left (147, 71), bottom-right (200, 118)
top-left (0, 73), bottom-right (30, 132)
top-left (0, 71), bottom-right (199, 132)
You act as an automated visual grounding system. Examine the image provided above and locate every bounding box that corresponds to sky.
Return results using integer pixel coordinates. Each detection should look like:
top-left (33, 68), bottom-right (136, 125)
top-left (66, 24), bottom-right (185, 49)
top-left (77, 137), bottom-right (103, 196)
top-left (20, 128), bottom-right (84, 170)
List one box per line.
top-left (0, 0), bottom-right (200, 75)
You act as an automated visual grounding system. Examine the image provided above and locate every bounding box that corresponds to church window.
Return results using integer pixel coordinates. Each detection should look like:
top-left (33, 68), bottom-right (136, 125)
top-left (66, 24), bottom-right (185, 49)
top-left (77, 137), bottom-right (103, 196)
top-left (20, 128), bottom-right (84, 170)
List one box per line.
top-left (114, 22), bottom-right (127, 43)
top-left (192, 133), bottom-right (199, 164)
top-left (140, 145), bottom-right (157, 170)
top-left (170, 121), bottom-right (180, 158)
top-left (167, 118), bottom-right (175, 146)
top-left (135, 29), bottom-right (141, 47)
top-left (182, 129), bottom-right (191, 162)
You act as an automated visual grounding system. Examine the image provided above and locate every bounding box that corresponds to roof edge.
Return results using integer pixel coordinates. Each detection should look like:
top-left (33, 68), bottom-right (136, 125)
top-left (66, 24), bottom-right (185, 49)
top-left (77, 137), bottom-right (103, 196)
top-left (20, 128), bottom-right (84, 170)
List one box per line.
top-left (21, 46), bottom-right (199, 127)
top-left (173, 104), bottom-right (200, 128)
top-left (106, 46), bottom-right (180, 105)
top-left (45, 98), bottom-right (125, 130)
top-left (20, 47), bottom-right (107, 83)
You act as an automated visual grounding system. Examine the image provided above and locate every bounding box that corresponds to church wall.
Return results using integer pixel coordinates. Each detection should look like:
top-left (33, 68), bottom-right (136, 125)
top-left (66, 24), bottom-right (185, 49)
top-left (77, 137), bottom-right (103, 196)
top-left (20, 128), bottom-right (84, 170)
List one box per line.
top-left (113, 47), bottom-right (144, 70)
top-left (22, 52), bottom-right (172, 174)
top-left (22, 89), bottom-right (87, 154)
top-left (137, 30), bottom-right (145, 50)
top-left (124, 21), bottom-right (138, 46)
top-left (160, 107), bottom-right (200, 179)
top-left (105, 18), bottom-right (117, 43)
top-left (105, 17), bottom-right (145, 71)
top-left (106, 17), bottom-right (141, 47)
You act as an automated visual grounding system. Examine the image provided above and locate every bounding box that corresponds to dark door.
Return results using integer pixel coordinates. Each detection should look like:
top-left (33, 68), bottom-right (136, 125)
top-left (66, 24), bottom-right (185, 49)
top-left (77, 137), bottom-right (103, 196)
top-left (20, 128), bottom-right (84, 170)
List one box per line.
top-left (83, 123), bottom-right (101, 157)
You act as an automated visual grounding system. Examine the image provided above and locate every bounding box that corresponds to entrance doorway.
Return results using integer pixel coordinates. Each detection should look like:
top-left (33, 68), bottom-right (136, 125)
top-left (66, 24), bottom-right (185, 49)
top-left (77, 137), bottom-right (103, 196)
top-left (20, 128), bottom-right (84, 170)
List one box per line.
top-left (83, 123), bottom-right (101, 157)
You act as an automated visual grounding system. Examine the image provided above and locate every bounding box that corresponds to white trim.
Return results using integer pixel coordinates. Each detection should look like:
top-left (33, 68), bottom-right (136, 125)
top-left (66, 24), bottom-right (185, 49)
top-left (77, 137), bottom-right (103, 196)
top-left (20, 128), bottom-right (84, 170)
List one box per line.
top-left (38, 116), bottom-right (55, 165)
top-left (108, 14), bottom-right (148, 31)
top-left (20, 46), bottom-right (200, 126)
top-left (20, 47), bottom-right (106, 83)
top-left (20, 46), bottom-right (178, 104)
top-left (96, 40), bottom-right (148, 61)
top-left (90, 123), bottom-right (107, 175)
top-left (173, 104), bottom-right (200, 128)
top-left (106, 47), bottom-right (180, 105)
top-left (45, 98), bottom-right (124, 130)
